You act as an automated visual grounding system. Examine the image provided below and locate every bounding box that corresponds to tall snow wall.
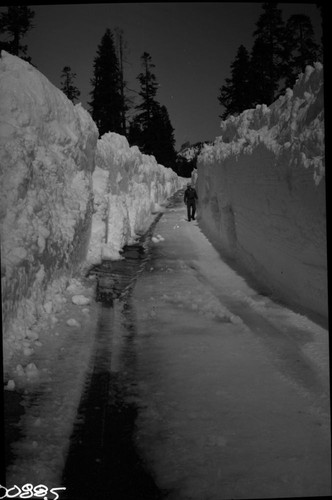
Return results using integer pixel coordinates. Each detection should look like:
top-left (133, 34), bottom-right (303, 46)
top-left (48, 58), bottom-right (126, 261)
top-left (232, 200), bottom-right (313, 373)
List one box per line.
top-left (1, 52), bottom-right (186, 369)
top-left (0, 51), bottom-right (98, 364)
top-left (197, 63), bottom-right (327, 319)
top-left (86, 132), bottom-right (187, 263)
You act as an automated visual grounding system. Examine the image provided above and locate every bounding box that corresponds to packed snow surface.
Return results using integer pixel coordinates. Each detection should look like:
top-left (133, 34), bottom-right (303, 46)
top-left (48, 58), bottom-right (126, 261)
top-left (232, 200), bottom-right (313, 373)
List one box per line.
top-left (197, 63), bottom-right (327, 319)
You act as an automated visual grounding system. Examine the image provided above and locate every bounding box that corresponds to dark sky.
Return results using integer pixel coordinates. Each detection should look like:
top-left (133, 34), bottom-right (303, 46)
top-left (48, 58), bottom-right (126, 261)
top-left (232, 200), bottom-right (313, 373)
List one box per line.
top-left (2, 2), bottom-right (323, 150)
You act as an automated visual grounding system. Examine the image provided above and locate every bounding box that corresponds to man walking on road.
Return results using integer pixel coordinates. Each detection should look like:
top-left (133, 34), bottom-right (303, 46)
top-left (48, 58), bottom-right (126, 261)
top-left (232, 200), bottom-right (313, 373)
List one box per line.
top-left (184, 182), bottom-right (198, 221)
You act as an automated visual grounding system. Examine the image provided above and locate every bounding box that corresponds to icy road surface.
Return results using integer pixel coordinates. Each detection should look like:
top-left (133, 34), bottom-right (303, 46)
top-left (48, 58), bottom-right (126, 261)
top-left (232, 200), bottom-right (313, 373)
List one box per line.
top-left (129, 192), bottom-right (331, 499)
top-left (5, 190), bottom-right (330, 499)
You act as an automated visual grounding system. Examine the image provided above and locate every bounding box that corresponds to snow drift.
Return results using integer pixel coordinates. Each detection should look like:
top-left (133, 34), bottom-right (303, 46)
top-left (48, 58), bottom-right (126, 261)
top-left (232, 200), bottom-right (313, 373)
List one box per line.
top-left (87, 132), bottom-right (186, 263)
top-left (197, 63), bottom-right (327, 319)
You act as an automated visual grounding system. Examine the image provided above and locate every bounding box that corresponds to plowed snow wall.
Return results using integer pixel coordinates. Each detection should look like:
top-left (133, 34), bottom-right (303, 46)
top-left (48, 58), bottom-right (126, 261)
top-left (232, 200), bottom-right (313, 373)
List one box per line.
top-left (0, 52), bottom-right (98, 355)
top-left (197, 64), bottom-right (327, 319)
top-left (87, 132), bottom-right (187, 263)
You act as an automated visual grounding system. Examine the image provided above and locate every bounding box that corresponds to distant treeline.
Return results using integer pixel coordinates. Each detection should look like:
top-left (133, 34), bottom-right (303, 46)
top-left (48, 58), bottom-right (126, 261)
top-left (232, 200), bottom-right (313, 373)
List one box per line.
top-left (218, 3), bottom-right (323, 120)
top-left (0, 4), bottom-right (324, 176)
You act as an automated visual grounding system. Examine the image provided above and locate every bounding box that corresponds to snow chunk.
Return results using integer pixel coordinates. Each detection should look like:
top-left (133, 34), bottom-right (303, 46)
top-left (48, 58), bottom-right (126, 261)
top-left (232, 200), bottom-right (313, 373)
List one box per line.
top-left (5, 379), bottom-right (15, 391)
top-left (152, 234), bottom-right (165, 243)
top-left (66, 318), bottom-right (81, 328)
top-left (66, 279), bottom-right (86, 295)
top-left (26, 363), bottom-right (39, 380)
top-left (71, 295), bottom-right (91, 306)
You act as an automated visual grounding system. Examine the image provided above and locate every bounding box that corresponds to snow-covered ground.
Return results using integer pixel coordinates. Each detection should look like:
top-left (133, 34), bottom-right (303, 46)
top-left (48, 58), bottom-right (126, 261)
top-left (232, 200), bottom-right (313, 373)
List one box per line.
top-left (132, 199), bottom-right (330, 499)
top-left (0, 51), bottom-right (186, 377)
top-left (196, 63), bottom-right (327, 320)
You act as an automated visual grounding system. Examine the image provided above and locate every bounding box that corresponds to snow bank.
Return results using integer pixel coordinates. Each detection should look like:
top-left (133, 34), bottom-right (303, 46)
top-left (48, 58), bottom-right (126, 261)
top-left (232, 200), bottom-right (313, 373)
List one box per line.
top-left (1, 52), bottom-right (186, 371)
top-left (197, 63), bottom-right (327, 319)
top-left (87, 132), bottom-right (187, 262)
top-left (0, 51), bottom-right (98, 369)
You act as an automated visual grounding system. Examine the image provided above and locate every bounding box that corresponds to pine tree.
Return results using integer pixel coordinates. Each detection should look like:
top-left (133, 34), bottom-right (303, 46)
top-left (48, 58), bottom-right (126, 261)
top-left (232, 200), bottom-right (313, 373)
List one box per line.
top-left (218, 44), bottom-right (252, 119)
top-left (128, 52), bottom-right (176, 169)
top-left (60, 66), bottom-right (81, 103)
top-left (128, 52), bottom-right (160, 152)
top-left (89, 28), bottom-right (123, 136)
top-left (283, 14), bottom-right (321, 88)
top-left (114, 27), bottom-right (130, 135)
top-left (249, 2), bottom-right (286, 106)
top-left (150, 104), bottom-right (176, 168)
top-left (135, 52), bottom-right (160, 131)
top-left (0, 5), bottom-right (34, 61)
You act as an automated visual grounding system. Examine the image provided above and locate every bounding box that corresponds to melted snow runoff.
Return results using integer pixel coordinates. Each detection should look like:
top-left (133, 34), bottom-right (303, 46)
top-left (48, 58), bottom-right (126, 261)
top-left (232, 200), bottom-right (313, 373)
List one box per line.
top-left (61, 211), bottom-right (167, 499)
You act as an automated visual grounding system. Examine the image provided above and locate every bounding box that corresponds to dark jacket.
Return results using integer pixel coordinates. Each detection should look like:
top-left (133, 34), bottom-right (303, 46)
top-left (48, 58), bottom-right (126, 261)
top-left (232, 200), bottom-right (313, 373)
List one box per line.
top-left (184, 186), bottom-right (198, 204)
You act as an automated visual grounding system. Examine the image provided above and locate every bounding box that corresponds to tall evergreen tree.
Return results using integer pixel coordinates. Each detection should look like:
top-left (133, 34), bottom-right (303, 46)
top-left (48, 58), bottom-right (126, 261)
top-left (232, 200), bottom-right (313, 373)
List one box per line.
top-left (249, 2), bottom-right (286, 106)
top-left (135, 52), bottom-right (160, 130)
top-left (60, 66), bottom-right (81, 103)
top-left (283, 14), bottom-right (320, 88)
top-left (150, 104), bottom-right (176, 168)
top-left (128, 52), bottom-right (160, 152)
top-left (128, 52), bottom-right (176, 169)
top-left (114, 27), bottom-right (131, 135)
top-left (0, 5), bottom-right (34, 61)
top-left (218, 44), bottom-right (252, 119)
top-left (89, 28), bottom-right (123, 136)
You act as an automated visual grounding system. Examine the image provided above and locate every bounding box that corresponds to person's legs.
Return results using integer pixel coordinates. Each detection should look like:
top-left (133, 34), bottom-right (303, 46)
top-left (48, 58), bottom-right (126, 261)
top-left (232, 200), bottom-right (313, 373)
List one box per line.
top-left (187, 203), bottom-right (191, 221)
top-left (191, 203), bottom-right (196, 220)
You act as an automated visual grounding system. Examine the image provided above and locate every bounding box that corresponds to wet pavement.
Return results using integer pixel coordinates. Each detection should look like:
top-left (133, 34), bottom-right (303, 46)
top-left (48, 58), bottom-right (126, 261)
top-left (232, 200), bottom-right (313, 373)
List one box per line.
top-left (62, 214), bottom-right (167, 499)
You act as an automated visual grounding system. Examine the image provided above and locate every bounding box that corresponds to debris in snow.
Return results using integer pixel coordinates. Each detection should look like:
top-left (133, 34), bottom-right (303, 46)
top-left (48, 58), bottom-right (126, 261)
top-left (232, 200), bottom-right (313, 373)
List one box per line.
top-left (71, 295), bottom-right (91, 306)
